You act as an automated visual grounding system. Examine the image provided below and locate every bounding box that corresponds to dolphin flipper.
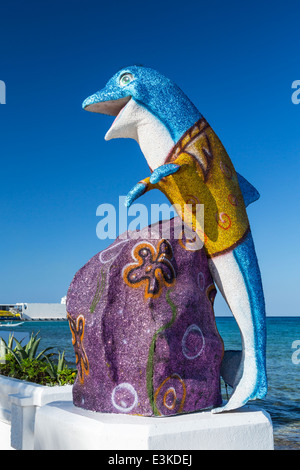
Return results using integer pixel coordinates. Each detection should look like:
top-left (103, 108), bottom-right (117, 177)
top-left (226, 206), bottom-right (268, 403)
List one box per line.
top-left (236, 173), bottom-right (260, 207)
top-left (125, 164), bottom-right (182, 208)
top-left (209, 231), bottom-right (267, 413)
top-left (150, 164), bottom-right (180, 184)
top-left (125, 182), bottom-right (148, 207)
top-left (125, 164), bottom-right (181, 208)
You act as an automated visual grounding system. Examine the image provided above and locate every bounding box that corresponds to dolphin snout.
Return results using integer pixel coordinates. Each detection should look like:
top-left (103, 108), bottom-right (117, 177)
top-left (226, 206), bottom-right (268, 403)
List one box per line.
top-left (82, 84), bottom-right (131, 116)
top-left (82, 91), bottom-right (103, 109)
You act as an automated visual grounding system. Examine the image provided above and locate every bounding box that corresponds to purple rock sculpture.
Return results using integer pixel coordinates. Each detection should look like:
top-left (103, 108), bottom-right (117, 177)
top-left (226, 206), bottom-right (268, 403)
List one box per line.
top-left (66, 218), bottom-right (224, 416)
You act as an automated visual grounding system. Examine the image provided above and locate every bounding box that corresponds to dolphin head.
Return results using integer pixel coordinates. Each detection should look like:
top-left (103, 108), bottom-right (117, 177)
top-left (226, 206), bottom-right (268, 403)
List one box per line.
top-left (82, 65), bottom-right (201, 146)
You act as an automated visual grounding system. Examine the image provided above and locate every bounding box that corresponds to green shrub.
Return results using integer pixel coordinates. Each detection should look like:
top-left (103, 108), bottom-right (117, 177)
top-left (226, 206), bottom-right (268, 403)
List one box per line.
top-left (0, 333), bottom-right (77, 386)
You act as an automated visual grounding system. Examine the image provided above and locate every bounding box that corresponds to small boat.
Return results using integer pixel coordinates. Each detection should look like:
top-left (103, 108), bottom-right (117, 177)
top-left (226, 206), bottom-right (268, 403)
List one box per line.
top-left (0, 307), bottom-right (22, 323)
top-left (0, 321), bottom-right (24, 327)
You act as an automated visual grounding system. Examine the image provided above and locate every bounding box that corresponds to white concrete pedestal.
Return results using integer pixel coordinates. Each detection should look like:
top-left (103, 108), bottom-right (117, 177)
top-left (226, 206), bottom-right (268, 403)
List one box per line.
top-left (0, 375), bottom-right (73, 450)
top-left (0, 420), bottom-right (13, 450)
top-left (34, 401), bottom-right (274, 450)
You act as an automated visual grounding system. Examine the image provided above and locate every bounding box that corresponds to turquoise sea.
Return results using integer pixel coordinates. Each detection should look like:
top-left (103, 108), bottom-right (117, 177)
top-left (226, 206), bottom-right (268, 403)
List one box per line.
top-left (1, 317), bottom-right (299, 450)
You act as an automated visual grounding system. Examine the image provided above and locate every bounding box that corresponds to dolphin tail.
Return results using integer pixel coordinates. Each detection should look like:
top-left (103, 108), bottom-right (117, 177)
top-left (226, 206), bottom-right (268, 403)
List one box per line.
top-left (209, 231), bottom-right (267, 413)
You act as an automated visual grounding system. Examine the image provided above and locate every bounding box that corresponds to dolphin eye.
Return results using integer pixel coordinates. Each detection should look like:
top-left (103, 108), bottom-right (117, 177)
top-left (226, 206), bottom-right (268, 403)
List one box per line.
top-left (119, 73), bottom-right (134, 87)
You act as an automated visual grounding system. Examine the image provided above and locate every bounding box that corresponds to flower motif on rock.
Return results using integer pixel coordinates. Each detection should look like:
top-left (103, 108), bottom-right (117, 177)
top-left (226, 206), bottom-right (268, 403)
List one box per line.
top-left (68, 313), bottom-right (89, 384)
top-left (123, 240), bottom-right (176, 299)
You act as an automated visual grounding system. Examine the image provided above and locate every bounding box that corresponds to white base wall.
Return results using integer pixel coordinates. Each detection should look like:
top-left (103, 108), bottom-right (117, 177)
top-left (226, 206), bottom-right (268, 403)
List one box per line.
top-left (34, 401), bottom-right (274, 450)
top-left (0, 420), bottom-right (13, 450)
top-left (0, 375), bottom-right (73, 449)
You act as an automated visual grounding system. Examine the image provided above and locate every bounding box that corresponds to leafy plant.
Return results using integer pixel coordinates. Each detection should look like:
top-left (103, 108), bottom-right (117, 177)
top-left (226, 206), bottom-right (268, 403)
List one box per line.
top-left (0, 333), bottom-right (77, 386)
top-left (2, 332), bottom-right (55, 366)
top-left (43, 350), bottom-right (77, 385)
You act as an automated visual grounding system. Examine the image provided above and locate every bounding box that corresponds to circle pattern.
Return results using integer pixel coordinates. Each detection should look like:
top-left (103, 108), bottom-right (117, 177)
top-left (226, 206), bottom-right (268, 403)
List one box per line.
top-left (111, 383), bottom-right (138, 413)
top-left (182, 324), bottom-right (205, 360)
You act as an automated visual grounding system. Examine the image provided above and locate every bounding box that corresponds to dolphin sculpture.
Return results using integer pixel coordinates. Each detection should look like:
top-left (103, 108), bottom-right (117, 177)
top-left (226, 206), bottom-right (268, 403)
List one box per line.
top-left (82, 65), bottom-right (267, 413)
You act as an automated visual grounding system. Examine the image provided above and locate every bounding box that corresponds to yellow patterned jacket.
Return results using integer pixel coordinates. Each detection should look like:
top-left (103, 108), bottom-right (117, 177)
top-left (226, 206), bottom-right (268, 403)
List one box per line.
top-left (140, 118), bottom-right (250, 258)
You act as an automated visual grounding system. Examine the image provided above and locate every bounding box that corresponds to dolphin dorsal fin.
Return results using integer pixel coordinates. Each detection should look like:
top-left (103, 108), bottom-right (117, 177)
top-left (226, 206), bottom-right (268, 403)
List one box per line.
top-left (237, 173), bottom-right (260, 207)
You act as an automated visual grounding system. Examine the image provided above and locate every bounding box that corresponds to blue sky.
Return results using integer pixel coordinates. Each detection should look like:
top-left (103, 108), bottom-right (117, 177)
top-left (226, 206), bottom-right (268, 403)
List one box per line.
top-left (0, 0), bottom-right (299, 316)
